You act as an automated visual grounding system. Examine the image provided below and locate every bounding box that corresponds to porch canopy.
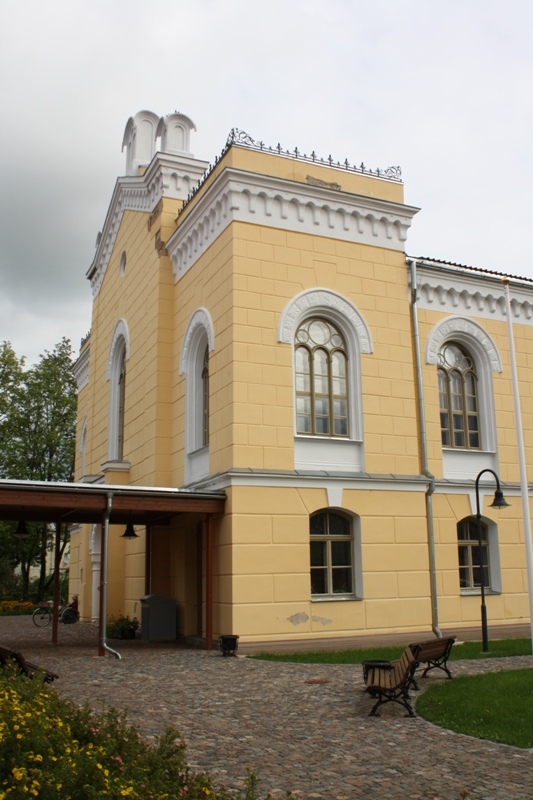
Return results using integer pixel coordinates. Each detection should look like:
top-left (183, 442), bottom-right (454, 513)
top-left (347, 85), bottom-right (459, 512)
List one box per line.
top-left (0, 479), bottom-right (226, 655)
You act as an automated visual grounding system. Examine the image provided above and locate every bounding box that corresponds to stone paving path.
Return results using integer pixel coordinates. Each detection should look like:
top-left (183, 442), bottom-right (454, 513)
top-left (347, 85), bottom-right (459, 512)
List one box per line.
top-left (1, 617), bottom-right (532, 800)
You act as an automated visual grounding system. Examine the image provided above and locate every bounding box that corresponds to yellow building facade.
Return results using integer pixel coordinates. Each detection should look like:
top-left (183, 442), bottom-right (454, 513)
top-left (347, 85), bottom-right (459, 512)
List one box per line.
top-left (71, 111), bottom-right (532, 646)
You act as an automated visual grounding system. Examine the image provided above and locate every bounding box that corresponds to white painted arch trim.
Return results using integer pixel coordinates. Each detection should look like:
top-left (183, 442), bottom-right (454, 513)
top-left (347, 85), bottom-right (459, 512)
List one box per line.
top-left (106, 319), bottom-right (131, 381)
top-left (277, 289), bottom-right (373, 353)
top-left (425, 316), bottom-right (502, 372)
top-left (425, 315), bottom-right (501, 461)
top-left (179, 308), bottom-right (215, 375)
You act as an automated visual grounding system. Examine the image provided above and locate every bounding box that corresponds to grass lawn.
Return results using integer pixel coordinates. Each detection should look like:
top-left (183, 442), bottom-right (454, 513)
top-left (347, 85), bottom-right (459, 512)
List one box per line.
top-left (415, 668), bottom-right (533, 749)
top-left (249, 638), bottom-right (532, 664)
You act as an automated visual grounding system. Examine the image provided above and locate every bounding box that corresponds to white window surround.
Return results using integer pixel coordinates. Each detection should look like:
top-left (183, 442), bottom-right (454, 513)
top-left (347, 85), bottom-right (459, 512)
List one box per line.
top-left (426, 316), bottom-right (501, 480)
top-left (106, 319), bottom-right (130, 461)
top-left (310, 509), bottom-right (363, 601)
top-left (457, 515), bottom-right (502, 595)
top-left (278, 289), bottom-right (372, 473)
top-left (180, 308), bottom-right (215, 484)
top-left (79, 417), bottom-right (87, 478)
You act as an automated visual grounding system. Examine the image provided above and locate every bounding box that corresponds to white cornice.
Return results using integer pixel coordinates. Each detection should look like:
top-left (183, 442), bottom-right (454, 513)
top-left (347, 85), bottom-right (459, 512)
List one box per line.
top-left (166, 168), bottom-right (419, 282)
top-left (72, 345), bottom-right (90, 392)
top-left (88, 153), bottom-right (209, 299)
top-left (188, 469), bottom-right (428, 494)
top-left (415, 262), bottom-right (533, 325)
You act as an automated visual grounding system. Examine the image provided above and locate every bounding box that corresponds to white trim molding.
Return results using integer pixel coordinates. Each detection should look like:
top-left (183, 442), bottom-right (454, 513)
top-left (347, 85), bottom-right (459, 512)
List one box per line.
top-left (79, 417), bottom-right (87, 478)
top-left (180, 308), bottom-right (214, 484)
top-left (88, 152), bottom-right (209, 298)
top-left (106, 319), bottom-right (131, 380)
top-left (73, 345), bottom-right (90, 392)
top-left (426, 316), bottom-right (501, 477)
top-left (166, 168), bottom-right (419, 282)
top-left (278, 288), bottom-right (372, 471)
top-left (415, 261), bottom-right (533, 325)
top-left (179, 307), bottom-right (215, 375)
top-left (425, 316), bottom-right (502, 373)
top-left (277, 288), bottom-right (373, 352)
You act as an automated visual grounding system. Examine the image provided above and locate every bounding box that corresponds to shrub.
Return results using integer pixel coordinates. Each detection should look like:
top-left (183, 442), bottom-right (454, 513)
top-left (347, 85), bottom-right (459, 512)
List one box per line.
top-left (0, 600), bottom-right (35, 616)
top-left (106, 614), bottom-right (139, 640)
top-left (0, 661), bottom-right (301, 799)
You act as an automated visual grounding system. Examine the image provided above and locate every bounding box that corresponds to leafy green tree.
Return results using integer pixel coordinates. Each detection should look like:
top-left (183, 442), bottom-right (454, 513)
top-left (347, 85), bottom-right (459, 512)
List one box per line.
top-left (0, 339), bottom-right (77, 600)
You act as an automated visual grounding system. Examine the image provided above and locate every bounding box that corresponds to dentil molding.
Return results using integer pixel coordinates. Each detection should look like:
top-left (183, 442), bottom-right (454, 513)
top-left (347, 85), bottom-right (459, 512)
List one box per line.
top-left (415, 263), bottom-right (533, 326)
top-left (88, 153), bottom-right (209, 298)
top-left (166, 168), bottom-right (419, 283)
top-left (73, 345), bottom-right (90, 392)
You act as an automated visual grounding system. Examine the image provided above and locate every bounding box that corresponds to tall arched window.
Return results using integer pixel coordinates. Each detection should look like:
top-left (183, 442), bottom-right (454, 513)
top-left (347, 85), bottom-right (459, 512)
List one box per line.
top-left (117, 356), bottom-right (126, 460)
top-left (180, 308), bottom-right (214, 484)
top-left (438, 343), bottom-right (480, 449)
top-left (202, 345), bottom-right (209, 448)
top-left (295, 318), bottom-right (349, 437)
top-left (106, 319), bottom-right (130, 462)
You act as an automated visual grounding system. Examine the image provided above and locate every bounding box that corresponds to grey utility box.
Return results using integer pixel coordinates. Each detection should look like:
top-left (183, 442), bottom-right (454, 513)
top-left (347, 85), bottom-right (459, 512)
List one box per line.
top-left (140, 594), bottom-right (177, 641)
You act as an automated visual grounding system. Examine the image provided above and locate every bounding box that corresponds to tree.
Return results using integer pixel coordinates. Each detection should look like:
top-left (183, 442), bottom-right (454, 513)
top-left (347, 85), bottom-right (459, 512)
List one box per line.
top-left (0, 339), bottom-right (77, 600)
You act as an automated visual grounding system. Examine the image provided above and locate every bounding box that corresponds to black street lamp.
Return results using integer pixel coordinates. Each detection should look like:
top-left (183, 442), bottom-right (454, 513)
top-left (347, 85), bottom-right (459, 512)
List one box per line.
top-left (475, 469), bottom-right (510, 653)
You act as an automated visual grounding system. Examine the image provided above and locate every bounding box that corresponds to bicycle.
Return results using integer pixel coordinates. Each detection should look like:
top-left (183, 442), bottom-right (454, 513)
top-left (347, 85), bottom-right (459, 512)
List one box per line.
top-left (32, 599), bottom-right (79, 627)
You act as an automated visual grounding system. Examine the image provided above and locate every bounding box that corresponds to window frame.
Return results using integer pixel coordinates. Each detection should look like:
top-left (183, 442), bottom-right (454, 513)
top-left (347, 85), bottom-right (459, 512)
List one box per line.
top-left (456, 515), bottom-right (501, 595)
top-left (106, 319), bottom-right (130, 462)
top-left (310, 510), bottom-right (362, 600)
top-left (295, 318), bottom-right (349, 438)
top-left (438, 342), bottom-right (481, 450)
top-left (179, 308), bottom-right (214, 484)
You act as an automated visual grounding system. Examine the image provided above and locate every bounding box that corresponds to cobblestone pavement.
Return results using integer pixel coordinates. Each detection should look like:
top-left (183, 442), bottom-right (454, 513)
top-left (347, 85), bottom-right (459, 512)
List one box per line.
top-left (2, 617), bottom-right (532, 800)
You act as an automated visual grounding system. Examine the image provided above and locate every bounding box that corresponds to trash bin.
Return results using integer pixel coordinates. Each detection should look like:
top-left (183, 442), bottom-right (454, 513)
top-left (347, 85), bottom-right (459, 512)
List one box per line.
top-left (139, 595), bottom-right (177, 641)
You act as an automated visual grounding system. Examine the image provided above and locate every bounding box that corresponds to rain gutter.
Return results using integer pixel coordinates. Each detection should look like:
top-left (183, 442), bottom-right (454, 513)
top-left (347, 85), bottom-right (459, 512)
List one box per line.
top-left (409, 258), bottom-right (442, 638)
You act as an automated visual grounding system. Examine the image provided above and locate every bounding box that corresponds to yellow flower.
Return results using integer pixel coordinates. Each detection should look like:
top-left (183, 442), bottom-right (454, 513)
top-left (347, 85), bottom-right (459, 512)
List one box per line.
top-left (12, 768), bottom-right (24, 781)
top-left (34, 755), bottom-right (43, 763)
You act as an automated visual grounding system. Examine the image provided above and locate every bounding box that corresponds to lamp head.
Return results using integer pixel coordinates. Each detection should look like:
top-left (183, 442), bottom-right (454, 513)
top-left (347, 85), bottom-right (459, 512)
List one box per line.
top-left (490, 489), bottom-right (510, 510)
top-left (122, 522), bottom-right (138, 539)
top-left (13, 520), bottom-right (30, 539)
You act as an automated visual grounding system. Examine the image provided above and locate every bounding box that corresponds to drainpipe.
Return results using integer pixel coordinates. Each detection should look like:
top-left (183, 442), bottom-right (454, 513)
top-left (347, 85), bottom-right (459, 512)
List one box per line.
top-left (409, 258), bottom-right (442, 638)
top-left (98, 492), bottom-right (122, 659)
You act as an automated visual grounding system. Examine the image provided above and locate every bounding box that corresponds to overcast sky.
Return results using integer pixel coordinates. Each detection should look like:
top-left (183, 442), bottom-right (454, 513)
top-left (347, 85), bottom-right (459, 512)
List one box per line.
top-left (1, 0), bottom-right (532, 366)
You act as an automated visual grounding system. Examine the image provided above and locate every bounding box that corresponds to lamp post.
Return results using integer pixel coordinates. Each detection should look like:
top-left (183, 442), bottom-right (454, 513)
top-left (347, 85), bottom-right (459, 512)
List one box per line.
top-left (475, 468), bottom-right (509, 653)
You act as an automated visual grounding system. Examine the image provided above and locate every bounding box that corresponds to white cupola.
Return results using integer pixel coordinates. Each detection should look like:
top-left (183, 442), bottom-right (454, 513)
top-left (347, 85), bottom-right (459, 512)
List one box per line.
top-left (122, 110), bottom-right (159, 176)
top-left (156, 112), bottom-right (196, 158)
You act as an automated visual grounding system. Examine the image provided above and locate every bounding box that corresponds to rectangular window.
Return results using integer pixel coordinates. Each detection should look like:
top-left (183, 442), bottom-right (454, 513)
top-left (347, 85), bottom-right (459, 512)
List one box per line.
top-left (458, 519), bottom-right (490, 589)
top-left (310, 511), bottom-right (354, 597)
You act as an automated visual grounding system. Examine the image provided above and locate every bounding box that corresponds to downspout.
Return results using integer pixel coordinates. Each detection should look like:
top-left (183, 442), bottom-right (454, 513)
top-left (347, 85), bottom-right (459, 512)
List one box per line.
top-left (99, 492), bottom-right (122, 659)
top-left (409, 258), bottom-right (442, 638)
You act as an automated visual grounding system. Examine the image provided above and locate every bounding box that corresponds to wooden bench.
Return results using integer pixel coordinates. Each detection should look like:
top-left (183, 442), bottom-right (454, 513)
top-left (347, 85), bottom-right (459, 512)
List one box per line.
top-left (363, 644), bottom-right (421, 717)
top-left (0, 646), bottom-right (59, 684)
top-left (408, 636), bottom-right (455, 687)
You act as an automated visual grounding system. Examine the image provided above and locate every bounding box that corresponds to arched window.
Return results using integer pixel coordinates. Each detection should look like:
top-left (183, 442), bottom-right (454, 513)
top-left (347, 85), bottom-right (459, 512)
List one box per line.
top-left (202, 345), bottom-right (209, 447)
top-left (295, 319), bottom-right (348, 437)
top-left (106, 319), bottom-right (130, 462)
top-left (457, 517), bottom-right (490, 589)
top-left (278, 289), bottom-right (372, 472)
top-left (179, 308), bottom-right (214, 483)
top-left (310, 511), bottom-right (355, 597)
top-left (438, 343), bottom-right (480, 449)
top-left (117, 355), bottom-right (126, 460)
top-left (456, 515), bottom-right (501, 594)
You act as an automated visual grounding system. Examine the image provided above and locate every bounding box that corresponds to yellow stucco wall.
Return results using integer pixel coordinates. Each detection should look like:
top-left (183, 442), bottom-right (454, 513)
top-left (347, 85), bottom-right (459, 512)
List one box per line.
top-left (71, 146), bottom-right (531, 640)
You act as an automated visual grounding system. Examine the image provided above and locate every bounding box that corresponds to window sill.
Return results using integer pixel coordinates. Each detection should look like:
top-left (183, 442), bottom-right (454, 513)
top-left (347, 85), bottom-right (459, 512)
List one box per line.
top-left (460, 589), bottom-right (501, 596)
top-left (296, 434), bottom-right (362, 443)
top-left (311, 595), bottom-right (361, 602)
